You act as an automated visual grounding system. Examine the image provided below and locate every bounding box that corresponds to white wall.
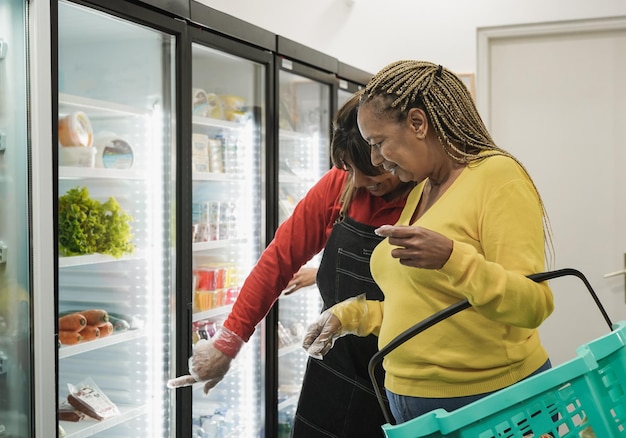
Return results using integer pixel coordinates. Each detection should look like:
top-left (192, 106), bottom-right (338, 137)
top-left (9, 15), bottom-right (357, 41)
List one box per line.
top-left (196, 0), bottom-right (626, 75)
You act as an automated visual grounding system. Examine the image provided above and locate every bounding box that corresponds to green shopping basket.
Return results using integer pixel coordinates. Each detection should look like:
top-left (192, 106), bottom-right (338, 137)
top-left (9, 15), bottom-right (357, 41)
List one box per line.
top-left (368, 268), bottom-right (626, 437)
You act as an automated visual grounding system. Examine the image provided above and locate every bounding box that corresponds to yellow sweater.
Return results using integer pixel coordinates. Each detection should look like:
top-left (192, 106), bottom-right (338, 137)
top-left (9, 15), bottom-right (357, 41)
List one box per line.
top-left (354, 155), bottom-right (554, 398)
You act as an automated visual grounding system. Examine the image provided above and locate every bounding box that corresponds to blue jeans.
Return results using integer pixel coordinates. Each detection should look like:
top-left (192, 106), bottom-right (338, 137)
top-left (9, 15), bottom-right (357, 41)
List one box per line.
top-left (387, 359), bottom-right (553, 424)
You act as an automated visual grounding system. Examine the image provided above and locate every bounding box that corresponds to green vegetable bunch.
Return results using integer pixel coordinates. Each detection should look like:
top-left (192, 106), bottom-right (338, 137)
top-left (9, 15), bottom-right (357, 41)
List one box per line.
top-left (58, 186), bottom-right (134, 258)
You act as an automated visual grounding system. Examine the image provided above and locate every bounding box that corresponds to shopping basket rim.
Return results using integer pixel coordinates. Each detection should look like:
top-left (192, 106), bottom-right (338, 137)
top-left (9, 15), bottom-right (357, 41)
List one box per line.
top-left (381, 320), bottom-right (626, 436)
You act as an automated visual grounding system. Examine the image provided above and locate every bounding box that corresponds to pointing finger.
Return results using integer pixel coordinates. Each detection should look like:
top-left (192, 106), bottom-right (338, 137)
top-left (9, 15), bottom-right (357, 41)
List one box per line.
top-left (167, 375), bottom-right (197, 389)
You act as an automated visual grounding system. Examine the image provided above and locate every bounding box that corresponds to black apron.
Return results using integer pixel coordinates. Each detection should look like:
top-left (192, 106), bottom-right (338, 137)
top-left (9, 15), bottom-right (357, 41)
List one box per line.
top-left (291, 216), bottom-right (389, 438)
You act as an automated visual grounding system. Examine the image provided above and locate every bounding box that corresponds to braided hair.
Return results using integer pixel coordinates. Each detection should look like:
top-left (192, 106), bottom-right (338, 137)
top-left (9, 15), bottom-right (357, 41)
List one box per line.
top-left (361, 60), bottom-right (554, 264)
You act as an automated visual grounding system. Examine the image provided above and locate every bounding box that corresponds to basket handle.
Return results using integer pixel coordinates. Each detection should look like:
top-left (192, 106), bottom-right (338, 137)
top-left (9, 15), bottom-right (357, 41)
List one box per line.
top-left (368, 268), bottom-right (613, 425)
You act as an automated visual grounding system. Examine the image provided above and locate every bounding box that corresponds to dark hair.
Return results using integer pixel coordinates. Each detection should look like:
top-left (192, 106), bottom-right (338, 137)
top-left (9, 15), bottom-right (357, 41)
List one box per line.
top-left (329, 91), bottom-right (387, 219)
top-left (331, 90), bottom-right (383, 177)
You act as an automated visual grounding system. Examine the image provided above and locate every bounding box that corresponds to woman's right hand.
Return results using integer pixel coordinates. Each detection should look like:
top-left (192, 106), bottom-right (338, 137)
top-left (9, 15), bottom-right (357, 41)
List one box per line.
top-left (167, 327), bottom-right (243, 394)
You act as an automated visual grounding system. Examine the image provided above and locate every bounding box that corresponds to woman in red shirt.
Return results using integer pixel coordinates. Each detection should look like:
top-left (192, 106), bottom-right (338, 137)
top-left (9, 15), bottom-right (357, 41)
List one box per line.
top-left (169, 91), bottom-right (414, 437)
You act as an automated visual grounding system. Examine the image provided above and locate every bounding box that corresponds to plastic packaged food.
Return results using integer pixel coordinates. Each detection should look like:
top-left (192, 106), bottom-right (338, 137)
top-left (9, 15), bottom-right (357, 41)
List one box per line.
top-left (59, 145), bottom-right (96, 167)
top-left (93, 135), bottom-right (134, 169)
top-left (67, 377), bottom-right (119, 421)
top-left (58, 111), bottom-right (93, 147)
top-left (192, 133), bottom-right (210, 172)
top-left (58, 399), bottom-right (86, 422)
top-left (219, 95), bottom-right (246, 121)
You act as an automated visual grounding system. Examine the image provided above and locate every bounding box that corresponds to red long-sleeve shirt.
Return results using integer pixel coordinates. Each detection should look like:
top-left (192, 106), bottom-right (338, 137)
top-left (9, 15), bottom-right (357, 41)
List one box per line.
top-left (223, 167), bottom-right (408, 341)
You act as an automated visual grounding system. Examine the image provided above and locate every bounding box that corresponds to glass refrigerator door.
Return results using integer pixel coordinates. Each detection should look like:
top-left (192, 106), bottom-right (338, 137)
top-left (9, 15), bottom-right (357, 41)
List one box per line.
top-left (337, 85), bottom-right (359, 112)
top-left (56, 2), bottom-right (176, 436)
top-left (276, 67), bottom-right (332, 433)
top-left (0, 1), bottom-right (32, 436)
top-left (189, 42), bottom-right (266, 437)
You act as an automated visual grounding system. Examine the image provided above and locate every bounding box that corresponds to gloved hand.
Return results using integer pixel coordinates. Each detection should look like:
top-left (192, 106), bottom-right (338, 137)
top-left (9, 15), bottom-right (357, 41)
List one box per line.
top-left (167, 327), bottom-right (244, 394)
top-left (302, 294), bottom-right (368, 359)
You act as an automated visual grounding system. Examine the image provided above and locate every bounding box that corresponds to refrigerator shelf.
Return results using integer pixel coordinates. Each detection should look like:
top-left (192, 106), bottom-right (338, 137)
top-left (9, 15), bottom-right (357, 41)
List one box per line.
top-left (277, 393), bottom-right (300, 411)
top-left (191, 171), bottom-right (245, 182)
top-left (192, 304), bottom-right (233, 322)
top-left (59, 166), bottom-right (147, 180)
top-left (58, 328), bottom-right (146, 359)
top-left (192, 115), bottom-right (242, 130)
top-left (58, 251), bottom-right (147, 268)
top-left (278, 129), bottom-right (312, 142)
top-left (60, 403), bottom-right (149, 438)
top-left (192, 239), bottom-right (246, 252)
top-left (59, 93), bottom-right (153, 117)
top-left (279, 174), bottom-right (317, 184)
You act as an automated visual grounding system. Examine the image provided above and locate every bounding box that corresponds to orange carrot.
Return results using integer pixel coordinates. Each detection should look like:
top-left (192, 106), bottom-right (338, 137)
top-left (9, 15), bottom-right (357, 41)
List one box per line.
top-left (79, 325), bottom-right (100, 341)
top-left (97, 321), bottom-right (114, 338)
top-left (59, 330), bottom-right (83, 345)
top-left (80, 309), bottom-right (109, 326)
top-left (59, 313), bottom-right (87, 331)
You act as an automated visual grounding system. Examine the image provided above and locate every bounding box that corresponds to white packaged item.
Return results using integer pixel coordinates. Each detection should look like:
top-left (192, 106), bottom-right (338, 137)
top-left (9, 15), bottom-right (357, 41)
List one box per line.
top-left (192, 133), bottom-right (210, 172)
top-left (59, 145), bottom-right (96, 167)
top-left (93, 134), bottom-right (134, 169)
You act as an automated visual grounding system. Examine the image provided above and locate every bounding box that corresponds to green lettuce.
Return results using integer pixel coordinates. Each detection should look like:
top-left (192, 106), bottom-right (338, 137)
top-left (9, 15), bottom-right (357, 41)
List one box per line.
top-left (58, 186), bottom-right (134, 258)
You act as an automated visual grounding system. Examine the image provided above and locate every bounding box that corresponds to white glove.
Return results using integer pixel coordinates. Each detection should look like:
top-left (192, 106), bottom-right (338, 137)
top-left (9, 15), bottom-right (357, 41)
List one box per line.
top-left (302, 294), bottom-right (368, 359)
top-left (167, 327), bottom-right (244, 394)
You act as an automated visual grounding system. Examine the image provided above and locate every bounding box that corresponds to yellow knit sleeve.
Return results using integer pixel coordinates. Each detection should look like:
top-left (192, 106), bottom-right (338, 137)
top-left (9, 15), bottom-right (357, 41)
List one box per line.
top-left (328, 296), bottom-right (384, 336)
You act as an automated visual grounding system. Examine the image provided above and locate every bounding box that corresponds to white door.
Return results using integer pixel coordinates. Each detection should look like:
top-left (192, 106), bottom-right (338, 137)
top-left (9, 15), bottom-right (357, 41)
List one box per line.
top-left (477, 18), bottom-right (626, 365)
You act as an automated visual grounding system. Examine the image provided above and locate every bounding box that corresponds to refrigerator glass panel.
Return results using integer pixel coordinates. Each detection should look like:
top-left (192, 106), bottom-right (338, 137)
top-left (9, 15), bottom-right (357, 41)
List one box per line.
top-left (190, 42), bottom-right (266, 437)
top-left (337, 87), bottom-right (354, 112)
top-left (276, 68), bottom-right (331, 433)
top-left (0, 1), bottom-right (32, 436)
top-left (57, 2), bottom-right (176, 437)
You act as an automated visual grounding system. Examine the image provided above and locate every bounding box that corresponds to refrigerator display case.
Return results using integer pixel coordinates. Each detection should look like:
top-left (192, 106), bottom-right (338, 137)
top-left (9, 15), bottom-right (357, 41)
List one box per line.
top-left (273, 37), bottom-right (337, 435)
top-left (6, 0), bottom-right (376, 434)
top-left (55, 1), bottom-right (182, 436)
top-left (0, 1), bottom-right (32, 436)
top-left (187, 27), bottom-right (270, 438)
top-left (336, 61), bottom-right (372, 110)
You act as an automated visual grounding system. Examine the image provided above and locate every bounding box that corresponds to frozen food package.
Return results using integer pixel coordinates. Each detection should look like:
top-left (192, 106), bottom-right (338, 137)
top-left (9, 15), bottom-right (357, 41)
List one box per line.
top-left (67, 377), bottom-right (120, 421)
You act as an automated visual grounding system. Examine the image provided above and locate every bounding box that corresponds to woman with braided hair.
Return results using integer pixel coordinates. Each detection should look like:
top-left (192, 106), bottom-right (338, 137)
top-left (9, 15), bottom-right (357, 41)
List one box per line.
top-left (303, 60), bottom-right (555, 424)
